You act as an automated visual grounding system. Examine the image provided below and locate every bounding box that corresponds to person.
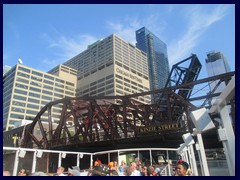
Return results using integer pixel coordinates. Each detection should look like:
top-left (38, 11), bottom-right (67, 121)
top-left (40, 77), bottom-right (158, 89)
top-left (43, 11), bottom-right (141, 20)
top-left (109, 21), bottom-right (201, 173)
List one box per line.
top-left (124, 165), bottom-right (134, 176)
top-left (3, 170), bottom-right (11, 176)
top-left (68, 168), bottom-right (81, 176)
top-left (109, 170), bottom-right (119, 176)
top-left (108, 161), bottom-right (114, 170)
top-left (90, 164), bottom-right (110, 176)
top-left (175, 160), bottom-right (190, 176)
top-left (130, 162), bottom-right (141, 176)
top-left (148, 166), bottom-right (157, 176)
top-left (118, 160), bottom-right (127, 173)
top-left (112, 161), bottom-right (119, 171)
top-left (94, 158), bottom-right (102, 166)
top-left (18, 168), bottom-right (30, 176)
top-left (141, 166), bottom-right (148, 176)
top-left (30, 171), bottom-right (48, 176)
top-left (56, 166), bottom-right (66, 176)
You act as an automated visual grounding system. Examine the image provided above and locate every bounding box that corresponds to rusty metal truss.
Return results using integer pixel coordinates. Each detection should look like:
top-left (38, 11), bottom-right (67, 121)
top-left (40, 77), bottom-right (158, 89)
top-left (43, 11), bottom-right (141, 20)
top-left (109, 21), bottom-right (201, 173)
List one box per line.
top-left (22, 91), bottom-right (195, 149)
top-left (19, 71), bottom-right (234, 149)
top-left (164, 54), bottom-right (202, 99)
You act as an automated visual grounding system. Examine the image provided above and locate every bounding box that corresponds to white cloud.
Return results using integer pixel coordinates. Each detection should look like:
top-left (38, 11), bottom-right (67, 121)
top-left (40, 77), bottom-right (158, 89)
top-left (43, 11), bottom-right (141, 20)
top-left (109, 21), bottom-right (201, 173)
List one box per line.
top-left (106, 13), bottom-right (165, 45)
top-left (41, 33), bottom-right (98, 68)
top-left (107, 17), bottom-right (141, 44)
top-left (168, 4), bottom-right (230, 66)
top-left (40, 4), bottom-right (231, 70)
top-left (105, 4), bottom-right (230, 68)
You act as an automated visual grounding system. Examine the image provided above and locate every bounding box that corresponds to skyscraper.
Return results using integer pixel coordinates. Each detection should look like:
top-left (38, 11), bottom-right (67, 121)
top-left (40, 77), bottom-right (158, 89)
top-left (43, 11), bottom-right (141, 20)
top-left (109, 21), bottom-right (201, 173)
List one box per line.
top-left (136, 27), bottom-right (170, 95)
top-left (205, 50), bottom-right (231, 94)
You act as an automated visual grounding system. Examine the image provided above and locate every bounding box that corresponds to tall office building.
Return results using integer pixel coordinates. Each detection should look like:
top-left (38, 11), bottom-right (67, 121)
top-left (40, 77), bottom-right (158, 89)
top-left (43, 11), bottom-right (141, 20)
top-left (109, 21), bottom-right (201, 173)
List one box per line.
top-left (205, 50), bottom-right (231, 94)
top-left (49, 34), bottom-right (151, 105)
top-left (3, 64), bottom-right (77, 131)
top-left (136, 27), bottom-right (170, 94)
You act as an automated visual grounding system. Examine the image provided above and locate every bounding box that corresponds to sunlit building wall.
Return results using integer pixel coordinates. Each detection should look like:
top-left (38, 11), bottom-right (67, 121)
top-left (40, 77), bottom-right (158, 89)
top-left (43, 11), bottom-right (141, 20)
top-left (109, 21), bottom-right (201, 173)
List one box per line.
top-left (3, 64), bottom-right (77, 131)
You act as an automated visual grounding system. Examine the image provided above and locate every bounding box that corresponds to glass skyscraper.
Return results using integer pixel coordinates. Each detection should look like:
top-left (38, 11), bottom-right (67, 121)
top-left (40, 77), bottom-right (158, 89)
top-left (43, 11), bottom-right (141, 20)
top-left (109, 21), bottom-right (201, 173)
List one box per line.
top-left (136, 27), bottom-right (170, 94)
top-left (205, 50), bottom-right (231, 94)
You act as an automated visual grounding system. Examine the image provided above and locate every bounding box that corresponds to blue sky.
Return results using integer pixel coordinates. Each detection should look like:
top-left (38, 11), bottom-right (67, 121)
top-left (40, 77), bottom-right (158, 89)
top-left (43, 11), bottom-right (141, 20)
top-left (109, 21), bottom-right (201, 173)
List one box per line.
top-left (3, 4), bottom-right (235, 80)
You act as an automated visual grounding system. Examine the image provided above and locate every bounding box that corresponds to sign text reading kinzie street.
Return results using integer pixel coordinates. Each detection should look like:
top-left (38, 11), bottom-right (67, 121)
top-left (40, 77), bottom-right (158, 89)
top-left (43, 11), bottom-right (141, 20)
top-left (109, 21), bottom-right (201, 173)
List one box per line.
top-left (137, 123), bottom-right (179, 134)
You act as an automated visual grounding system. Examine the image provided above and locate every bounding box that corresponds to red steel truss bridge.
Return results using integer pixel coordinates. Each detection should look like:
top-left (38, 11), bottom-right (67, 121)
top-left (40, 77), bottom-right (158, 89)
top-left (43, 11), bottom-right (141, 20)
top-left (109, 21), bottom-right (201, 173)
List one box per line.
top-left (3, 55), bottom-right (235, 151)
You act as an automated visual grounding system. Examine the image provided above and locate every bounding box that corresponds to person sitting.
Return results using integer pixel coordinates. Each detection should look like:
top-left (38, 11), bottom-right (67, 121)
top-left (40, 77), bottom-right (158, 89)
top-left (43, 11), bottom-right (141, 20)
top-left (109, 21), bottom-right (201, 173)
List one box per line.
top-left (18, 168), bottom-right (30, 176)
top-left (94, 158), bottom-right (102, 166)
top-left (175, 160), bottom-right (190, 176)
top-left (56, 166), bottom-right (66, 176)
top-left (3, 170), bottom-right (11, 176)
top-left (68, 168), bottom-right (81, 176)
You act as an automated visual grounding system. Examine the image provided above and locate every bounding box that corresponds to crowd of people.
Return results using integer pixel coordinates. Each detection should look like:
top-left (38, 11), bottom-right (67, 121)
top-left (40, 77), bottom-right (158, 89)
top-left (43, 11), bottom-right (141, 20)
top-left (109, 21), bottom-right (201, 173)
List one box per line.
top-left (3, 159), bottom-right (192, 176)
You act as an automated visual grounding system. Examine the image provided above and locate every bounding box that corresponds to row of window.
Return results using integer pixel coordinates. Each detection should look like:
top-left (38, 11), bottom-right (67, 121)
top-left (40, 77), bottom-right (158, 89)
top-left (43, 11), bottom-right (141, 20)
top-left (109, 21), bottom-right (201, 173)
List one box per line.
top-left (79, 88), bottom-right (114, 97)
top-left (14, 83), bottom-right (74, 96)
top-left (12, 93), bottom-right (70, 105)
top-left (18, 66), bottom-right (75, 86)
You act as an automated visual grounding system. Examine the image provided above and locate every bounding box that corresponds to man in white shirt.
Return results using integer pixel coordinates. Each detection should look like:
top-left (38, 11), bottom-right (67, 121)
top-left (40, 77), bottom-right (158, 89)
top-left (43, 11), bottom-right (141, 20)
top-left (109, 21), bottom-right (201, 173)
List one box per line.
top-left (130, 162), bottom-right (141, 176)
top-left (56, 166), bottom-right (66, 176)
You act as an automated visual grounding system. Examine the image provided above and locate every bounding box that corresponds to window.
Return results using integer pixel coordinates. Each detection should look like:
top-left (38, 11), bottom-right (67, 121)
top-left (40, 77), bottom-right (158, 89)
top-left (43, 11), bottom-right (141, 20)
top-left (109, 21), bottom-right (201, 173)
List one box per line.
top-left (44, 79), bottom-right (54, 85)
top-left (42, 90), bottom-right (53, 95)
top-left (29, 92), bottom-right (40, 98)
top-left (28, 98), bottom-right (40, 104)
top-left (15, 83), bottom-right (28, 90)
top-left (12, 101), bottom-right (25, 107)
top-left (11, 107), bottom-right (25, 113)
top-left (27, 104), bottom-right (39, 109)
top-left (42, 95), bottom-right (52, 101)
top-left (32, 70), bottom-right (43, 77)
top-left (31, 76), bottom-right (42, 82)
top-left (66, 81), bottom-right (74, 86)
top-left (14, 88), bottom-right (27, 95)
top-left (43, 85), bottom-right (53, 90)
top-left (55, 82), bottom-right (64, 88)
top-left (16, 77), bottom-right (29, 84)
top-left (54, 88), bottom-right (64, 93)
top-left (30, 86), bottom-right (41, 92)
top-left (10, 113), bottom-right (24, 119)
top-left (56, 78), bottom-right (65, 83)
top-left (30, 81), bottom-right (41, 87)
top-left (26, 109), bottom-right (38, 115)
top-left (18, 66), bottom-right (30, 73)
top-left (65, 91), bottom-right (74, 96)
top-left (44, 74), bottom-right (54, 80)
top-left (13, 95), bottom-right (26, 101)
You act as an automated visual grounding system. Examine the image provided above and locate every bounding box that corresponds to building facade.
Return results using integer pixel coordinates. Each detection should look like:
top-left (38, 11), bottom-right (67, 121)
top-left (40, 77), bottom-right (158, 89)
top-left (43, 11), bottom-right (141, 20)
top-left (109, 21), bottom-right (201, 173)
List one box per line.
top-left (3, 64), bottom-right (77, 131)
top-left (55, 34), bottom-right (151, 104)
top-left (136, 27), bottom-right (170, 93)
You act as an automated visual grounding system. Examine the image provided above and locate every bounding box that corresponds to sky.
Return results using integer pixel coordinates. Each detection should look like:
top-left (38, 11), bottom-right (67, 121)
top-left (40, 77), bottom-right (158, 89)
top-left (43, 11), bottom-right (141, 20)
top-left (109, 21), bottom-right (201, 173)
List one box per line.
top-left (3, 4), bottom-right (235, 80)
